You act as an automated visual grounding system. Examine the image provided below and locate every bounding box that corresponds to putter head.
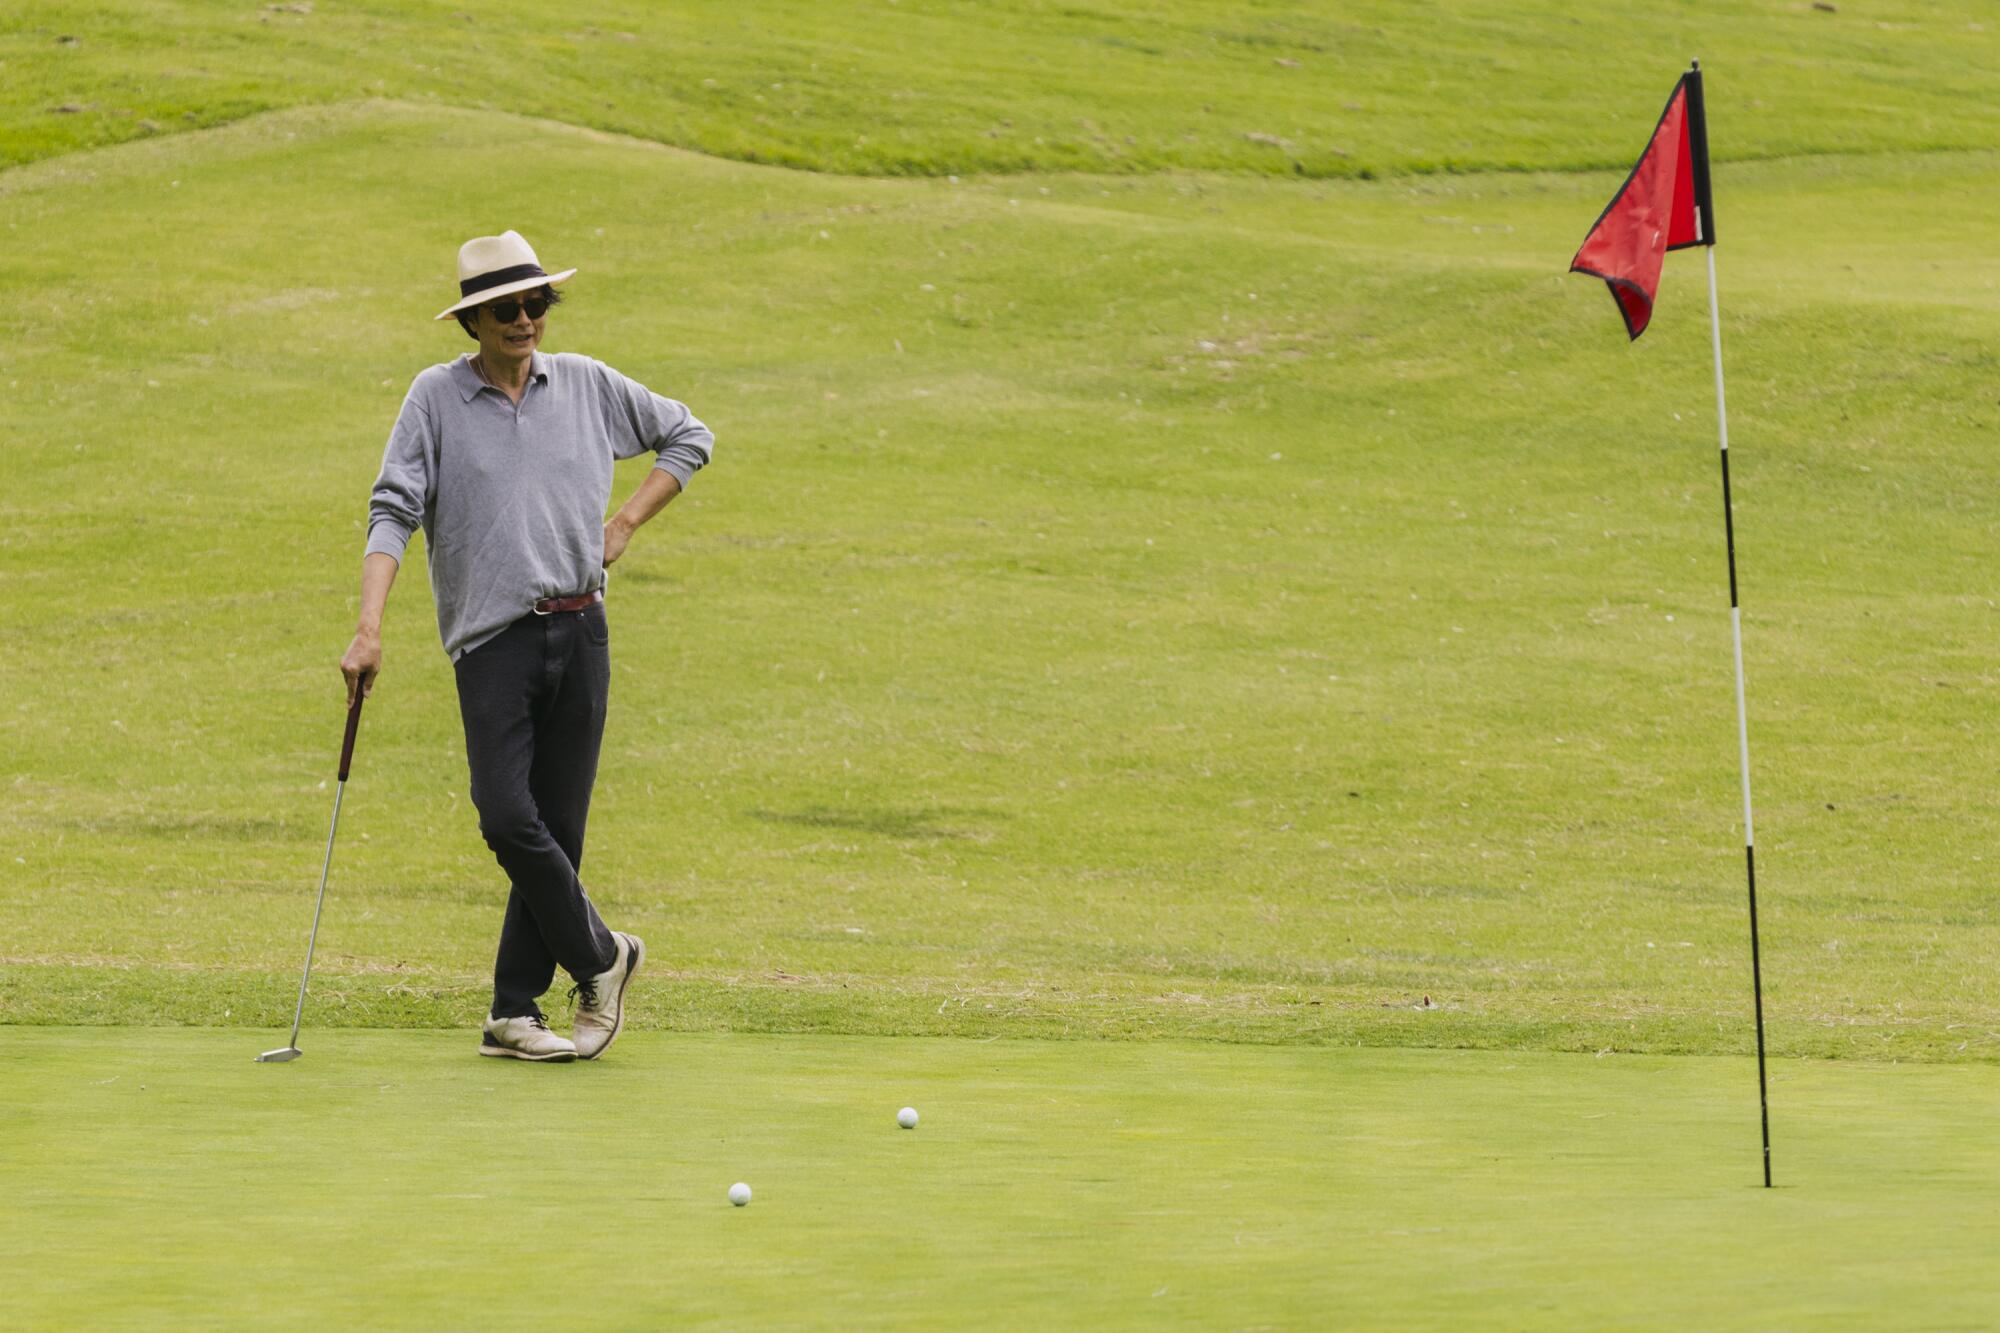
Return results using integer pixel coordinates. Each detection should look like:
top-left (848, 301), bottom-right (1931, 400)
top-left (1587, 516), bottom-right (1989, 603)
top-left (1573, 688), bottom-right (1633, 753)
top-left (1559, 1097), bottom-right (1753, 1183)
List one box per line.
top-left (256, 1047), bottom-right (303, 1063)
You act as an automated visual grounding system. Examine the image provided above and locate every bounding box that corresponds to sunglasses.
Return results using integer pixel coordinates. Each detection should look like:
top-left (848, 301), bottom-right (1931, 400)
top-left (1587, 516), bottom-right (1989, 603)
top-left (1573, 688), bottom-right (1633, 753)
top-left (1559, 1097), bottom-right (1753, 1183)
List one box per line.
top-left (482, 295), bottom-right (551, 323)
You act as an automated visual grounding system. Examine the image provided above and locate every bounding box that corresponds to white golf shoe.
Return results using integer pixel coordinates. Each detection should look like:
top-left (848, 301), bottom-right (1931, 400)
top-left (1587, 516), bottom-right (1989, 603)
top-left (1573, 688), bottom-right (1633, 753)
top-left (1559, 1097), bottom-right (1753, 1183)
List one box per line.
top-left (571, 931), bottom-right (644, 1060)
top-left (480, 1013), bottom-right (578, 1062)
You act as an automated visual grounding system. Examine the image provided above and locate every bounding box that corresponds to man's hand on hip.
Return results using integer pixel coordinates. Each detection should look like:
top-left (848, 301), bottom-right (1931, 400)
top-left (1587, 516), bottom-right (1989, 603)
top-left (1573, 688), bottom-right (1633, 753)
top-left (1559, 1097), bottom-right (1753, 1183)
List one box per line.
top-left (603, 515), bottom-right (634, 568)
top-left (604, 469), bottom-right (682, 569)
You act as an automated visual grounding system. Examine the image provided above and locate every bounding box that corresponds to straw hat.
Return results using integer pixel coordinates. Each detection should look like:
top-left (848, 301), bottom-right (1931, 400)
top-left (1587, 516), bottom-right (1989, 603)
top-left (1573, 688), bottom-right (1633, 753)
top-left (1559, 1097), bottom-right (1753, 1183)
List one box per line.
top-left (434, 230), bottom-right (577, 320)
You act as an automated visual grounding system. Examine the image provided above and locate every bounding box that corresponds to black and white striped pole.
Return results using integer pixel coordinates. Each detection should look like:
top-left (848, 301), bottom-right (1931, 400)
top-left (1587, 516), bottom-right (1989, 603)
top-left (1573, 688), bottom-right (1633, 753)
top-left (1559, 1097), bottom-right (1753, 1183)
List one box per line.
top-left (1695, 91), bottom-right (1772, 1185)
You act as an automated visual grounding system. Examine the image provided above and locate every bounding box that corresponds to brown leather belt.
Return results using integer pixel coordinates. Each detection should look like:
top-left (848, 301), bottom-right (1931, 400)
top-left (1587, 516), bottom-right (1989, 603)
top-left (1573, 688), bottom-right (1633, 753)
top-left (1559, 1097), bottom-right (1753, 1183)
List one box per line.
top-left (533, 589), bottom-right (603, 615)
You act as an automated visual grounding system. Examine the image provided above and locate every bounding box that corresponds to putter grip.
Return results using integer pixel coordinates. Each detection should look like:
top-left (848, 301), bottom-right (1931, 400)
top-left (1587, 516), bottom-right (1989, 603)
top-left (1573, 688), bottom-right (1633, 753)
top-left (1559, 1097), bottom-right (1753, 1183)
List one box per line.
top-left (338, 690), bottom-right (365, 782)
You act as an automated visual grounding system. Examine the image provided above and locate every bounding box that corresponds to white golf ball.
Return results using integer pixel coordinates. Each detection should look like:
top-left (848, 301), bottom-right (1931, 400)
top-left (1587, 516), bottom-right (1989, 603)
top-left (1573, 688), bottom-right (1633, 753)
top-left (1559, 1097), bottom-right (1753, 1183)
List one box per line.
top-left (898, 1106), bottom-right (919, 1129)
top-left (728, 1182), bottom-right (751, 1207)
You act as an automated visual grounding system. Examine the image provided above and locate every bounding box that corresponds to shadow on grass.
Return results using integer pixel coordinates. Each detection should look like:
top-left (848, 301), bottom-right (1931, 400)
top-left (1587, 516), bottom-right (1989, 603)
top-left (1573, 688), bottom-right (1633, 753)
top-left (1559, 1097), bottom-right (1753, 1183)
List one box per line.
top-left (749, 805), bottom-right (1004, 841)
top-left (55, 814), bottom-right (296, 842)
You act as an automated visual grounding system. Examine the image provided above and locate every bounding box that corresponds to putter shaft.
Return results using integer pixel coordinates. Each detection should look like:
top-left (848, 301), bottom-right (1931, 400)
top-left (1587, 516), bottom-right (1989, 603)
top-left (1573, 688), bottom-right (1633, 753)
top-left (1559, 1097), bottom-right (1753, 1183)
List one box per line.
top-left (263, 690), bottom-right (365, 1063)
top-left (283, 777), bottom-right (347, 1051)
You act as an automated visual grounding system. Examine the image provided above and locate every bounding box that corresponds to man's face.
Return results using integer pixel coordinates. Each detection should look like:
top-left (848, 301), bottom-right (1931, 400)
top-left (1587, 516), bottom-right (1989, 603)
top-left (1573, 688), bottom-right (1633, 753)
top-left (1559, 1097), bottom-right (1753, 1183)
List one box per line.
top-left (472, 289), bottom-right (550, 366)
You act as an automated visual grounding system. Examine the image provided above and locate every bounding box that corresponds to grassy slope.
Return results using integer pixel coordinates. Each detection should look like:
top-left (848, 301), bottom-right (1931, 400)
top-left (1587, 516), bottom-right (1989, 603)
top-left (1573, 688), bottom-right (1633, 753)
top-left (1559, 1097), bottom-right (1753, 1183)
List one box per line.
top-left (3, 92), bottom-right (1997, 1058)
top-left (7, 0), bottom-right (2000, 175)
top-left (4, 1030), bottom-right (1999, 1329)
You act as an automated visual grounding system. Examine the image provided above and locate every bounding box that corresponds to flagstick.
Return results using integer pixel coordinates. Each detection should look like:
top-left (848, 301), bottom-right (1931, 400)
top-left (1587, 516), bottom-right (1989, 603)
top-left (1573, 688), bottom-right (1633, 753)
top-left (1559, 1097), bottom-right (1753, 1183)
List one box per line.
top-left (1704, 242), bottom-right (1772, 1189)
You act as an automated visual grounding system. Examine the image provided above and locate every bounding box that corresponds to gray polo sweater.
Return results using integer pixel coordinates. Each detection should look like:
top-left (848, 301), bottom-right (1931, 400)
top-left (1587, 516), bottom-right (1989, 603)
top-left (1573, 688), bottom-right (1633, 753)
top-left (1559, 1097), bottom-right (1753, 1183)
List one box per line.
top-left (365, 351), bottom-right (714, 660)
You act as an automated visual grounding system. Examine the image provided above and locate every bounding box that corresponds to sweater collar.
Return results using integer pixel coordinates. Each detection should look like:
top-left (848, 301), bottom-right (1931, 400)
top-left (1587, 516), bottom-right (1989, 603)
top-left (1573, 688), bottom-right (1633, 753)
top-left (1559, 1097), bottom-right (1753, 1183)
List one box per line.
top-left (452, 350), bottom-right (548, 401)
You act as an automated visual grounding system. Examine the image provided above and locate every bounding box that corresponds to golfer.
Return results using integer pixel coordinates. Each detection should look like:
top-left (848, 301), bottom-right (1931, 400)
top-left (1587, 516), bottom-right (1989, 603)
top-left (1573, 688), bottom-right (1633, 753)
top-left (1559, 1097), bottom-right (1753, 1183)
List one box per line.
top-left (339, 231), bottom-right (714, 1062)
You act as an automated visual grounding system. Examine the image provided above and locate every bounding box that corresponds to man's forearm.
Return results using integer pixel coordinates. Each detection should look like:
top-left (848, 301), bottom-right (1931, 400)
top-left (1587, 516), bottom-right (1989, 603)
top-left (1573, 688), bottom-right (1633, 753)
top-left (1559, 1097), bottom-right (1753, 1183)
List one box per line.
top-left (356, 551), bottom-right (400, 634)
top-left (610, 468), bottom-right (682, 537)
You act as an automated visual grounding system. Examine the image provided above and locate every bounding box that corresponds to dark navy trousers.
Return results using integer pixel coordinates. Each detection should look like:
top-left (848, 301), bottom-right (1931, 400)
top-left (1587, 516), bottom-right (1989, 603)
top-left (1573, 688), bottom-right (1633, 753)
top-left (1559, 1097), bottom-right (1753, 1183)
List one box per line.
top-left (452, 602), bottom-right (619, 1019)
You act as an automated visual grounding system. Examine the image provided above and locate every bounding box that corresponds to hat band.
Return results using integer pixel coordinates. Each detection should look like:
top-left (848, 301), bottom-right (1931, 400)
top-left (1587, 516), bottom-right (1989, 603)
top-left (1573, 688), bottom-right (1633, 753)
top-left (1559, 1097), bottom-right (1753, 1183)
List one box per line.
top-left (460, 263), bottom-right (546, 299)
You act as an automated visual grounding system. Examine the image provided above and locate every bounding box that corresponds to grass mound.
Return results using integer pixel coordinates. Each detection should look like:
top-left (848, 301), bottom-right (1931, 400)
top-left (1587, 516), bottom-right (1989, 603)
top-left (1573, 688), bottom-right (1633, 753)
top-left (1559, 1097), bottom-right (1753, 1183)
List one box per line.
top-left (8, 1), bottom-right (2000, 175)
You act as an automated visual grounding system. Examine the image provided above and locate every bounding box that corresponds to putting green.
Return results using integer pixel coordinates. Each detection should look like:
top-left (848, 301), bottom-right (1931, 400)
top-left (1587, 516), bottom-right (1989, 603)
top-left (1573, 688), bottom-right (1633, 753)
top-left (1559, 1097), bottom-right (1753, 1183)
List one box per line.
top-left (4, 1029), bottom-right (1997, 1327)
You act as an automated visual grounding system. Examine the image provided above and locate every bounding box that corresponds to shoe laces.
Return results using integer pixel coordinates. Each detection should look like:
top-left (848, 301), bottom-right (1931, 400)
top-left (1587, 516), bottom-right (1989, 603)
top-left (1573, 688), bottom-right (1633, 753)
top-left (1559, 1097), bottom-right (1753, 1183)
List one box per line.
top-left (568, 977), bottom-right (600, 1011)
top-left (527, 1014), bottom-right (552, 1032)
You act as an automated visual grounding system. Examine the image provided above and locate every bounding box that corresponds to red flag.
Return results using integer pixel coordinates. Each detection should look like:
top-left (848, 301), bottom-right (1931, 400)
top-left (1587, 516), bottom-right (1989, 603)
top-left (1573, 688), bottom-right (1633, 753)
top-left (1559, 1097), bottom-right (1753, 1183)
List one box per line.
top-left (1571, 67), bottom-right (1716, 339)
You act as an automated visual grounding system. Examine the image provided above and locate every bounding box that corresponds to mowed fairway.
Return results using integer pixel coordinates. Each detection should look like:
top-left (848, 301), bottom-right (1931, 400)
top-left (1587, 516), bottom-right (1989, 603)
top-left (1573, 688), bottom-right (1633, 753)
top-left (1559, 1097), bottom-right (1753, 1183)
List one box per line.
top-left (6, 99), bottom-right (1999, 1057)
top-left (5, 1029), bottom-right (2000, 1329)
top-left (6, 1), bottom-right (2000, 1325)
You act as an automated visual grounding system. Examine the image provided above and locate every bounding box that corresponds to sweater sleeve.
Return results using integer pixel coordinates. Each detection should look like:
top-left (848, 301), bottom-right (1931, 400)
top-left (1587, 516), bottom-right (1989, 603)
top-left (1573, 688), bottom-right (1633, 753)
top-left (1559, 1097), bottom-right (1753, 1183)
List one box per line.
top-left (365, 389), bottom-right (436, 563)
top-left (593, 358), bottom-right (715, 488)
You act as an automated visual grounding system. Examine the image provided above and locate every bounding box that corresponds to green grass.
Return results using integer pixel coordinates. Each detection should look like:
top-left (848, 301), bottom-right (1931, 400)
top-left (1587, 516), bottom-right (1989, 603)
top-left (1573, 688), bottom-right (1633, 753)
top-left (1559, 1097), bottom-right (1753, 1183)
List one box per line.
top-left (5, 1030), bottom-right (1999, 1329)
top-left (9, 0), bottom-right (2000, 176)
top-left (8, 3), bottom-right (2000, 1324)
top-left (5, 94), bottom-right (1999, 1059)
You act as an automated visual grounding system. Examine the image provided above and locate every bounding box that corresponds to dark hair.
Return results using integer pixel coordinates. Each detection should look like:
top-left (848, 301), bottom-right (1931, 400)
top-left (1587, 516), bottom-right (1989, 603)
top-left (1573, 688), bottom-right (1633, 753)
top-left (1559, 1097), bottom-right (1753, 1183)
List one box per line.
top-left (455, 283), bottom-right (563, 340)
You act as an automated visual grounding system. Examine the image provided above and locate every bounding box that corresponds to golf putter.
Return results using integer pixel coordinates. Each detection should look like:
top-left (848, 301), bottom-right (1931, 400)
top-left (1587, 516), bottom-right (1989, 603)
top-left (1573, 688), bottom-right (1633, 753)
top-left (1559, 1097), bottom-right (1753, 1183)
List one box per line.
top-left (259, 686), bottom-right (366, 1062)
